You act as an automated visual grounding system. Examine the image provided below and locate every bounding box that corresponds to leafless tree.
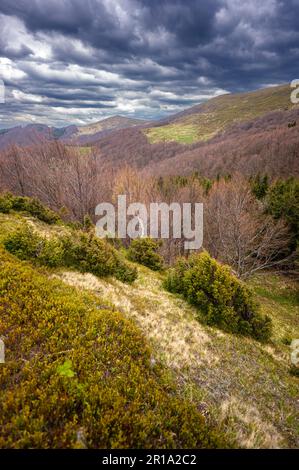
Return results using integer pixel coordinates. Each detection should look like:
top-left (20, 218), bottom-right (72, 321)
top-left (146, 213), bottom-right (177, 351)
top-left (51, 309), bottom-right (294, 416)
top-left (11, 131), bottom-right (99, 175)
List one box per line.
top-left (204, 176), bottom-right (292, 278)
top-left (0, 146), bottom-right (28, 195)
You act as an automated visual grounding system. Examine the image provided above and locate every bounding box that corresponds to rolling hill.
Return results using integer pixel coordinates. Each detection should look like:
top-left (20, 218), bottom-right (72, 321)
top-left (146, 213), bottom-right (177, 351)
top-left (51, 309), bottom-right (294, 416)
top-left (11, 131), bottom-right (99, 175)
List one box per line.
top-left (0, 207), bottom-right (298, 448)
top-left (94, 84), bottom-right (299, 178)
top-left (0, 115), bottom-right (149, 150)
top-left (1, 84), bottom-right (298, 178)
top-left (144, 84), bottom-right (295, 144)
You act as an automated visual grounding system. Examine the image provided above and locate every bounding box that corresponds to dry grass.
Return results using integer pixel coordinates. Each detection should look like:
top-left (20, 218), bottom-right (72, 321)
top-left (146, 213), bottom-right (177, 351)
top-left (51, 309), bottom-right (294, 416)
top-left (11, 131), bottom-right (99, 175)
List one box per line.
top-left (219, 397), bottom-right (282, 448)
top-left (55, 268), bottom-right (216, 370)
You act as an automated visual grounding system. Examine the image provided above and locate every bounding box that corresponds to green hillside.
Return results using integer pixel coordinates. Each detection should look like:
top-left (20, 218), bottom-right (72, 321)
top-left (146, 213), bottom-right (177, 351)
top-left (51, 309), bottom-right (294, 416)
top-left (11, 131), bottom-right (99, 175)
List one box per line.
top-left (0, 208), bottom-right (298, 448)
top-left (57, 265), bottom-right (299, 449)
top-left (145, 84), bottom-right (295, 144)
top-left (0, 213), bottom-right (227, 449)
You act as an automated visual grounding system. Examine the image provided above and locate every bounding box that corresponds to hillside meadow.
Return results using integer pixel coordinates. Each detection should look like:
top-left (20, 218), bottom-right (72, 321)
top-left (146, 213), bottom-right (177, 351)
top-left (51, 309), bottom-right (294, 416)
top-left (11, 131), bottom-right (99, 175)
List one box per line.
top-left (0, 209), bottom-right (298, 448)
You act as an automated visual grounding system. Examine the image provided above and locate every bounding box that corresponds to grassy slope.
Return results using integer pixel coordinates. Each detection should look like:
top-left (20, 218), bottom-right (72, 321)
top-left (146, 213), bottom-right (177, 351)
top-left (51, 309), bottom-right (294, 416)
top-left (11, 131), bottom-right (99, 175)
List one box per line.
top-left (56, 268), bottom-right (299, 449)
top-left (1, 213), bottom-right (298, 448)
top-left (145, 84), bottom-right (295, 144)
top-left (1, 251), bottom-right (226, 449)
top-left (0, 215), bottom-right (228, 449)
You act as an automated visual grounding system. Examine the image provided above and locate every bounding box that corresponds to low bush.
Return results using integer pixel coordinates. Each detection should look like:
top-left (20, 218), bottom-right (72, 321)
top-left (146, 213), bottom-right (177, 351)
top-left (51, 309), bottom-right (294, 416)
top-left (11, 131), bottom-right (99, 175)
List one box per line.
top-left (62, 232), bottom-right (137, 283)
top-left (164, 251), bottom-right (272, 341)
top-left (0, 249), bottom-right (228, 448)
top-left (3, 224), bottom-right (137, 283)
top-left (0, 192), bottom-right (60, 224)
top-left (3, 224), bottom-right (41, 261)
top-left (128, 238), bottom-right (164, 271)
top-left (38, 238), bottom-right (66, 268)
top-left (3, 224), bottom-right (64, 267)
top-left (0, 194), bottom-right (12, 213)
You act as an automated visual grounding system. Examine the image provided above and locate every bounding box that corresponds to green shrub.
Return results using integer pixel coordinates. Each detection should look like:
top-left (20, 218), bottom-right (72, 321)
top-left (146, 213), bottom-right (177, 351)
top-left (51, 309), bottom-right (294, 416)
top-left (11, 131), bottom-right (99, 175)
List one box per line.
top-left (128, 238), bottom-right (164, 271)
top-left (62, 232), bottom-right (116, 277)
top-left (3, 225), bottom-right (137, 283)
top-left (3, 224), bottom-right (64, 267)
top-left (37, 238), bottom-right (65, 268)
top-left (113, 257), bottom-right (138, 283)
top-left (164, 251), bottom-right (272, 341)
top-left (0, 248), bottom-right (228, 448)
top-left (0, 194), bottom-right (13, 213)
top-left (62, 232), bottom-right (137, 283)
top-left (0, 192), bottom-right (61, 224)
top-left (3, 224), bottom-right (42, 261)
top-left (83, 214), bottom-right (94, 231)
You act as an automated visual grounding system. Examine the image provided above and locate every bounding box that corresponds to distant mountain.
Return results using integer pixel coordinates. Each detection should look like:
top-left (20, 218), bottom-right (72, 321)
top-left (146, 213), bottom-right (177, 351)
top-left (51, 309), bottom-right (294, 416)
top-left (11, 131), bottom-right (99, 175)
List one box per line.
top-left (0, 124), bottom-right (53, 150)
top-left (70, 115), bottom-right (150, 145)
top-left (0, 115), bottom-right (149, 150)
top-left (1, 84), bottom-right (298, 178)
top-left (93, 84), bottom-right (299, 178)
top-left (76, 115), bottom-right (148, 136)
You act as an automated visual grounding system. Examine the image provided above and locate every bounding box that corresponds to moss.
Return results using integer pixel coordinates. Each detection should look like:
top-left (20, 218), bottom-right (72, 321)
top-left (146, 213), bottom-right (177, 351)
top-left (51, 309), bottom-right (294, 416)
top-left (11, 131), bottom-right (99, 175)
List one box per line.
top-left (0, 248), bottom-right (228, 448)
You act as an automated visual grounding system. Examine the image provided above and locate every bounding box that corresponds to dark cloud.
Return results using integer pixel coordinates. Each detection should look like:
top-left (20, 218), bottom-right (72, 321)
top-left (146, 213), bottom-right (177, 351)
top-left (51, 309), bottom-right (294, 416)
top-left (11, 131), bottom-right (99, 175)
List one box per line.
top-left (0, 0), bottom-right (298, 127)
top-left (0, 0), bottom-right (93, 34)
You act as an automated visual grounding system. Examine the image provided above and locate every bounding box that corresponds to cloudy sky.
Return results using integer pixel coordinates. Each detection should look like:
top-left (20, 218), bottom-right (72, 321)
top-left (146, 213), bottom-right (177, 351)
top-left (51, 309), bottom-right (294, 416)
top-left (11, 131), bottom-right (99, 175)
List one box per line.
top-left (0, 0), bottom-right (298, 128)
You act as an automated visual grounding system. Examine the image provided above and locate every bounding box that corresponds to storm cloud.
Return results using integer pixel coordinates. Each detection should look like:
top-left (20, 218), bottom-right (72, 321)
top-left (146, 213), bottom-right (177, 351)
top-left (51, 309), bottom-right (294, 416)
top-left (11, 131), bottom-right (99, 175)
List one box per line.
top-left (0, 0), bottom-right (298, 127)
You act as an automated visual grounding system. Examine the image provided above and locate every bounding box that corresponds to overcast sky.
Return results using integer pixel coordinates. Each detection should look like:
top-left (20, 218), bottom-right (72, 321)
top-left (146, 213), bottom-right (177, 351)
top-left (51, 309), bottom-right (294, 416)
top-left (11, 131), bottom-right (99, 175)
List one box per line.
top-left (0, 0), bottom-right (298, 128)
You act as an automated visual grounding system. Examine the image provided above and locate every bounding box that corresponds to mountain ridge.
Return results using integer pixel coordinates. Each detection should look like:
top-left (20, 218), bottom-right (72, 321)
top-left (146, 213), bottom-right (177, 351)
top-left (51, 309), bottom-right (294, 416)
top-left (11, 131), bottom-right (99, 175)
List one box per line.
top-left (0, 115), bottom-right (150, 149)
top-left (1, 83), bottom-right (298, 180)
